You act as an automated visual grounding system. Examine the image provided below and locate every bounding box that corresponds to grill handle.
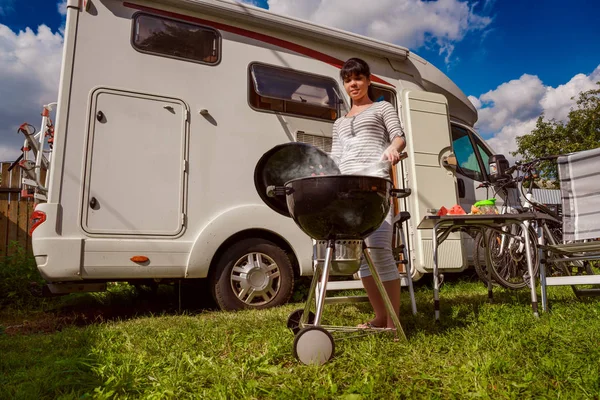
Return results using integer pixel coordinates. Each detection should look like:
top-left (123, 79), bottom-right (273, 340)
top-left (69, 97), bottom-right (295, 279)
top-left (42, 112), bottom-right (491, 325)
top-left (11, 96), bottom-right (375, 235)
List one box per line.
top-left (266, 185), bottom-right (294, 198)
top-left (390, 188), bottom-right (411, 198)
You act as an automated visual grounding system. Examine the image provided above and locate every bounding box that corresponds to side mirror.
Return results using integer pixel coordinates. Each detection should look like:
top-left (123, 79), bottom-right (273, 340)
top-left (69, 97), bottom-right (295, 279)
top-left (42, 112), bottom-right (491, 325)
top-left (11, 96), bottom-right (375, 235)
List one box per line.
top-left (441, 153), bottom-right (458, 171)
top-left (489, 154), bottom-right (510, 183)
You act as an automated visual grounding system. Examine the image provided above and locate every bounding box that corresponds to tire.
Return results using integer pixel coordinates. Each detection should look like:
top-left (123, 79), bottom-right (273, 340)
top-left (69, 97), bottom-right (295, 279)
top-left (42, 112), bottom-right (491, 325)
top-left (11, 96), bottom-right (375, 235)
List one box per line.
top-left (293, 326), bottom-right (335, 366)
top-left (472, 232), bottom-right (499, 287)
top-left (210, 238), bottom-right (295, 311)
top-left (488, 224), bottom-right (539, 290)
top-left (287, 308), bottom-right (316, 335)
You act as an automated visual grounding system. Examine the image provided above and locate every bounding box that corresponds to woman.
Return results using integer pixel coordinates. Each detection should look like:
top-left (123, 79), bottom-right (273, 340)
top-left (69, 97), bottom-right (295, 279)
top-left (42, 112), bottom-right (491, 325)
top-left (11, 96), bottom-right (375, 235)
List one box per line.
top-left (330, 57), bottom-right (407, 329)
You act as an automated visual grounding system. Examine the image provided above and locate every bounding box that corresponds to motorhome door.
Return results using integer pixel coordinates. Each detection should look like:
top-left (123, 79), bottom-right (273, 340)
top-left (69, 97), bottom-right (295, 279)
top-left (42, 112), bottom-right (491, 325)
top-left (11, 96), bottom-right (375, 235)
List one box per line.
top-left (401, 90), bottom-right (465, 273)
top-left (82, 89), bottom-right (188, 236)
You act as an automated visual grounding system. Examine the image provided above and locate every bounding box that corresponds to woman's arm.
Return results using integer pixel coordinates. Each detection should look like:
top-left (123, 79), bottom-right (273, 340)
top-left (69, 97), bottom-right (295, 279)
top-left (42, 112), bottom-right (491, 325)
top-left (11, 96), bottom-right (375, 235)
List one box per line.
top-left (380, 102), bottom-right (406, 165)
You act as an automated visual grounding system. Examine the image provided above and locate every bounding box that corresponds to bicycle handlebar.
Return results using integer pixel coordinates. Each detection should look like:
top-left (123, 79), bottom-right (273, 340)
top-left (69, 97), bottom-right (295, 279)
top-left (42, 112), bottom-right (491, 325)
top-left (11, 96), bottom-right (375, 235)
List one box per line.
top-left (511, 154), bottom-right (564, 170)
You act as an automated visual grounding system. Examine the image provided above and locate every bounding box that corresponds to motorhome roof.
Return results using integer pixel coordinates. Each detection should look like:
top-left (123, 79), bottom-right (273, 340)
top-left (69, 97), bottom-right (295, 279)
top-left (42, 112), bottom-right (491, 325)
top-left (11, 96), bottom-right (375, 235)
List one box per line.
top-left (136, 0), bottom-right (478, 125)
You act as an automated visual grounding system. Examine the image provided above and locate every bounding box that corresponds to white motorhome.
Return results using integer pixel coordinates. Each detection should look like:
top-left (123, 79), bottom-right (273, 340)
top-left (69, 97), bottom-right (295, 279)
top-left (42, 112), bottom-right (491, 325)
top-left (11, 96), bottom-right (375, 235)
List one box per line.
top-left (26, 0), bottom-right (503, 310)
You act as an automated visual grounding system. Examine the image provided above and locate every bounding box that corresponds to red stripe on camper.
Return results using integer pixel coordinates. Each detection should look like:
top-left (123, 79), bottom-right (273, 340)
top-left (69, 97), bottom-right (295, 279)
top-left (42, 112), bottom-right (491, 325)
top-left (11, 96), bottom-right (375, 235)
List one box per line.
top-left (122, 2), bottom-right (393, 86)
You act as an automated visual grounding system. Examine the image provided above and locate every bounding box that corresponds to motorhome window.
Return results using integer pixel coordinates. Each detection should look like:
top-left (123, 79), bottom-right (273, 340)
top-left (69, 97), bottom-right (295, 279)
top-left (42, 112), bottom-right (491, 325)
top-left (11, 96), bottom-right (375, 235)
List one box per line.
top-left (371, 86), bottom-right (397, 109)
top-left (249, 64), bottom-right (345, 121)
top-left (132, 14), bottom-right (219, 64)
top-left (476, 142), bottom-right (491, 174)
top-left (451, 125), bottom-right (485, 181)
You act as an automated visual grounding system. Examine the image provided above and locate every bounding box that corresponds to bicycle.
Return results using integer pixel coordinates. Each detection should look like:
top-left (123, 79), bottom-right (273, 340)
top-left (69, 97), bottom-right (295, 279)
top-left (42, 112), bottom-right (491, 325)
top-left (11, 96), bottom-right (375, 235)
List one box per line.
top-left (476, 155), bottom-right (594, 291)
top-left (471, 174), bottom-right (540, 290)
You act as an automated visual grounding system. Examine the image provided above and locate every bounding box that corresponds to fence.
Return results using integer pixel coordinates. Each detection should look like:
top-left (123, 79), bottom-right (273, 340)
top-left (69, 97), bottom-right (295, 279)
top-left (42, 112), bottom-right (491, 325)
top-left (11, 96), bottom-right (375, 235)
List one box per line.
top-left (0, 162), bottom-right (45, 258)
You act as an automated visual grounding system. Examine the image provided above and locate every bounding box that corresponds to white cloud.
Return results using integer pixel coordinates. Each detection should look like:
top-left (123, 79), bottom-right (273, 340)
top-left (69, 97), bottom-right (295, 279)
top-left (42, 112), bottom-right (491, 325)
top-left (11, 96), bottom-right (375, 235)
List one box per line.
top-left (482, 0), bottom-right (496, 13)
top-left (249, 0), bottom-right (491, 63)
top-left (0, 24), bottom-right (63, 161)
top-left (57, 0), bottom-right (67, 16)
top-left (540, 68), bottom-right (600, 122)
top-left (477, 74), bottom-right (546, 133)
top-left (485, 119), bottom-right (537, 162)
top-left (471, 65), bottom-right (600, 160)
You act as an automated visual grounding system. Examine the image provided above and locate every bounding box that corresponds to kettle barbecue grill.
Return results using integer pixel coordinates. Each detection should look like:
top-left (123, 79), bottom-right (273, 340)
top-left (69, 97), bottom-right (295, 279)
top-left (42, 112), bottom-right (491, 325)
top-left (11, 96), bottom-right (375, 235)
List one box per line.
top-left (254, 142), bottom-right (412, 365)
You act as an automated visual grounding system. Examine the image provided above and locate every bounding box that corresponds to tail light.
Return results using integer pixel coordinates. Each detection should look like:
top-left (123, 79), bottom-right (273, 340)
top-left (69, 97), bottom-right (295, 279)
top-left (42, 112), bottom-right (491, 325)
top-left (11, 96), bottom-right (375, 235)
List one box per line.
top-left (29, 210), bottom-right (47, 236)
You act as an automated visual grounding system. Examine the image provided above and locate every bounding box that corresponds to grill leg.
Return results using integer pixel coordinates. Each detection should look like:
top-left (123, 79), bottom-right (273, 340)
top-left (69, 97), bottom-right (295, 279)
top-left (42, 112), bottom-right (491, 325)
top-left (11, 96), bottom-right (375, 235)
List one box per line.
top-left (363, 247), bottom-right (407, 341)
top-left (302, 263), bottom-right (321, 326)
top-left (313, 240), bottom-right (334, 326)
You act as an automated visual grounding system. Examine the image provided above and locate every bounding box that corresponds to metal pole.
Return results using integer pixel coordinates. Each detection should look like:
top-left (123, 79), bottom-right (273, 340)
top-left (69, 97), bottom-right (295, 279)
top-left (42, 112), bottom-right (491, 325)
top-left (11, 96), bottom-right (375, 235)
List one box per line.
top-left (484, 229), bottom-right (494, 303)
top-left (363, 247), bottom-right (407, 341)
top-left (538, 222), bottom-right (548, 312)
top-left (521, 221), bottom-right (539, 317)
top-left (313, 240), bottom-right (334, 325)
top-left (432, 222), bottom-right (441, 321)
top-left (401, 226), bottom-right (418, 316)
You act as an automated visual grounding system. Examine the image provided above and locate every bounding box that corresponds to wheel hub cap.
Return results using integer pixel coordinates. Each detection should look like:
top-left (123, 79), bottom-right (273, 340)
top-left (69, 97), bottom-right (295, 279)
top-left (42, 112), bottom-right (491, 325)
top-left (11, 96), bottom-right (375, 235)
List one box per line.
top-left (248, 267), bottom-right (269, 290)
top-left (230, 252), bottom-right (281, 306)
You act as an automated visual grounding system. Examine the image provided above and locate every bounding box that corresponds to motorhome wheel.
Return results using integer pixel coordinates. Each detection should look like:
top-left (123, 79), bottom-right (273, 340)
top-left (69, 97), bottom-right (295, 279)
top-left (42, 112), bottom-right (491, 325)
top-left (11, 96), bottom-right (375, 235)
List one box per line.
top-left (211, 238), bottom-right (294, 311)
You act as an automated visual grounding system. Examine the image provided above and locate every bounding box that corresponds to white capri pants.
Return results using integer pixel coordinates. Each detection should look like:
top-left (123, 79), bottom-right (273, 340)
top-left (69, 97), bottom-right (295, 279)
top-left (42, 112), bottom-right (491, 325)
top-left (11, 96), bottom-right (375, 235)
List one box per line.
top-left (358, 208), bottom-right (400, 282)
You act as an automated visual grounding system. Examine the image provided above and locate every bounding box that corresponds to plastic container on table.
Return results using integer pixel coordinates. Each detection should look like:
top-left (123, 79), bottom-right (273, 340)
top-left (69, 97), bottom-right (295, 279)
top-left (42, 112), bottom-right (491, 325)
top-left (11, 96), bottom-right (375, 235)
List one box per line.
top-left (471, 199), bottom-right (499, 215)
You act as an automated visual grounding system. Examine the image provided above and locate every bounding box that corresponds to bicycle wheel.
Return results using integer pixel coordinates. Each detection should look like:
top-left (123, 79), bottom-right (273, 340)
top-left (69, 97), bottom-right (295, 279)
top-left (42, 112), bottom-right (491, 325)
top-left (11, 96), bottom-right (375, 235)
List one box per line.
top-left (473, 231), bottom-right (499, 287)
top-left (488, 223), bottom-right (539, 289)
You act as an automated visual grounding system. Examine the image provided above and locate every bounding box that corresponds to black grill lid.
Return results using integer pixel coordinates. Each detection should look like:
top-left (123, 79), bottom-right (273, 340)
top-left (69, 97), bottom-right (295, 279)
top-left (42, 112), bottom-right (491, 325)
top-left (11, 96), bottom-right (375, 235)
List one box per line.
top-left (254, 142), bottom-right (340, 217)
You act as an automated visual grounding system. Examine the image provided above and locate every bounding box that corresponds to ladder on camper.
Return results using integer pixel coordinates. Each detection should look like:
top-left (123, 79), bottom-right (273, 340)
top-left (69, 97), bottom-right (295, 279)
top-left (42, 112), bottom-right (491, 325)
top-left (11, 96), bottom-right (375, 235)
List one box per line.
top-left (10, 102), bottom-right (57, 203)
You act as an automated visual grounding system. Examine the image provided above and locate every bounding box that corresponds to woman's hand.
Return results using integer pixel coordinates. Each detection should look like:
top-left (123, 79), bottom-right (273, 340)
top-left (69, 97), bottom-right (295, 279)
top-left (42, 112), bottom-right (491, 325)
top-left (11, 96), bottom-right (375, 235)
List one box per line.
top-left (381, 146), bottom-right (402, 165)
top-left (381, 137), bottom-right (406, 165)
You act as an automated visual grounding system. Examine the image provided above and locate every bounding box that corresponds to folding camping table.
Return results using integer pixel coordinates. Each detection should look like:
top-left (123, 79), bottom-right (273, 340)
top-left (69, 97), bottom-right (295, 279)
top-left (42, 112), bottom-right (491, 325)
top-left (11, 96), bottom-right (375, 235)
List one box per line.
top-left (417, 213), bottom-right (558, 321)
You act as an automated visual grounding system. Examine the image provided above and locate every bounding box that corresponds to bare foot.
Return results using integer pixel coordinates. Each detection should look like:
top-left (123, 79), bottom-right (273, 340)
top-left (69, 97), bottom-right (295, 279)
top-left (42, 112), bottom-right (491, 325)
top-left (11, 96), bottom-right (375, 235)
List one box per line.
top-left (386, 316), bottom-right (401, 330)
top-left (357, 318), bottom-right (386, 329)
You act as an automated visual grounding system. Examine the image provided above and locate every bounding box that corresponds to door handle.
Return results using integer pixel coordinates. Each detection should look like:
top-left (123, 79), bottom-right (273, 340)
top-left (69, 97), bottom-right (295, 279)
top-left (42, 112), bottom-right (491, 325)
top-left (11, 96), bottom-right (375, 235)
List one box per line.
top-left (90, 197), bottom-right (98, 209)
top-left (457, 178), bottom-right (465, 198)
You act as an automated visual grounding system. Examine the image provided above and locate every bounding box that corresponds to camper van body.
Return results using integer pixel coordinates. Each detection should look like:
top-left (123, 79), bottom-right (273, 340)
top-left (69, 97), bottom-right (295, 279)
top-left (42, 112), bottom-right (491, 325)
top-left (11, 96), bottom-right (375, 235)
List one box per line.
top-left (31, 0), bottom-right (501, 309)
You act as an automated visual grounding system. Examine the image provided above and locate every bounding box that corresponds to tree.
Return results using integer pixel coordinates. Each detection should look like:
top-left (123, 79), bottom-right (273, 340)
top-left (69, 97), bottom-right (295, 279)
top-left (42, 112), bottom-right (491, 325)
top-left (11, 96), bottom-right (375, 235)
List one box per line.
top-left (512, 82), bottom-right (600, 182)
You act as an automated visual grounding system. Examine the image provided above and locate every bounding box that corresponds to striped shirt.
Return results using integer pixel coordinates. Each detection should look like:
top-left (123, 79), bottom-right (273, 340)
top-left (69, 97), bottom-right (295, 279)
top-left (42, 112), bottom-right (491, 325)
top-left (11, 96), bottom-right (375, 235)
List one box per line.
top-left (330, 101), bottom-right (405, 179)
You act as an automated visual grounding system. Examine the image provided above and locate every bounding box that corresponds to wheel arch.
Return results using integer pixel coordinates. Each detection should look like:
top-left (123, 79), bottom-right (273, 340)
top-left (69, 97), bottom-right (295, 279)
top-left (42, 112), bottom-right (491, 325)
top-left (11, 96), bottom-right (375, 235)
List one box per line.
top-left (208, 228), bottom-right (300, 281)
top-left (185, 205), bottom-right (312, 279)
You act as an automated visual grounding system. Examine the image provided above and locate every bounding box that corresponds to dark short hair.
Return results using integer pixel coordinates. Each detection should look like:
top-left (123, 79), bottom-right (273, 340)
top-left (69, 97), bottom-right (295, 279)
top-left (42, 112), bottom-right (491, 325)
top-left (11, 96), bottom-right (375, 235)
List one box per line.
top-left (340, 58), bottom-right (371, 81)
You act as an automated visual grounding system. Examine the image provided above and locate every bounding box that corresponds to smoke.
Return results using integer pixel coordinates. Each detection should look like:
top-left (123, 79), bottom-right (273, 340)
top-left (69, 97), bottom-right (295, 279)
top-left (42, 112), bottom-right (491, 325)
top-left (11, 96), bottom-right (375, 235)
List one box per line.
top-left (264, 144), bottom-right (341, 186)
top-left (353, 160), bottom-right (391, 178)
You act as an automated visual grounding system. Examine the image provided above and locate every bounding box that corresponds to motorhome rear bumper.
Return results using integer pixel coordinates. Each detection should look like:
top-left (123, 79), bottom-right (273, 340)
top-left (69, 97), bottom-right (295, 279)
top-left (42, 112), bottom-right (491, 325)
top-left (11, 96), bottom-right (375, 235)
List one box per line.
top-left (31, 203), bottom-right (83, 281)
top-left (32, 237), bottom-right (84, 281)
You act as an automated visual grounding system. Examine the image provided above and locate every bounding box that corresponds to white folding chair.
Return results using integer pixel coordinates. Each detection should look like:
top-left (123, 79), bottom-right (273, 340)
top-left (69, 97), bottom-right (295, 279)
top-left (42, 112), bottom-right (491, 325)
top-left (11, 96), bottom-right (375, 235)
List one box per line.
top-left (539, 147), bottom-right (600, 311)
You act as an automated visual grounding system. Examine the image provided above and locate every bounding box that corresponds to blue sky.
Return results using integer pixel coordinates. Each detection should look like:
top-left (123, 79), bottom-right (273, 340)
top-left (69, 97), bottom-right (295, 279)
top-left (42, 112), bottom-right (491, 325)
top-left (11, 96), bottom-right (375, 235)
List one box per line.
top-left (244, 0), bottom-right (600, 100)
top-left (0, 0), bottom-right (599, 160)
top-left (3, 0), bottom-right (598, 93)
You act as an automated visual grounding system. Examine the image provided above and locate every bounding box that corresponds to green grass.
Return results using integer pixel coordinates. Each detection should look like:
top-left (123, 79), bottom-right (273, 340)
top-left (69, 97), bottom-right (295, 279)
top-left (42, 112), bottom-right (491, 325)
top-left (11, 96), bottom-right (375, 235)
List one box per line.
top-left (2, 278), bottom-right (600, 399)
